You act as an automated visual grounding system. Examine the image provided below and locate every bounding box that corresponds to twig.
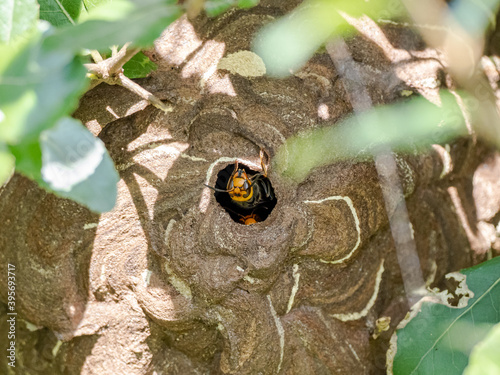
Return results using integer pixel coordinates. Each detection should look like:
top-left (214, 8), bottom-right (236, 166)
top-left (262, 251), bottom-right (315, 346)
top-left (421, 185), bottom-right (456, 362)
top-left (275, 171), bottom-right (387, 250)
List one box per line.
top-left (326, 39), bottom-right (426, 308)
top-left (85, 43), bottom-right (172, 113)
top-left (85, 43), bottom-right (139, 78)
top-left (90, 50), bottom-right (103, 63)
top-left (114, 73), bottom-right (173, 113)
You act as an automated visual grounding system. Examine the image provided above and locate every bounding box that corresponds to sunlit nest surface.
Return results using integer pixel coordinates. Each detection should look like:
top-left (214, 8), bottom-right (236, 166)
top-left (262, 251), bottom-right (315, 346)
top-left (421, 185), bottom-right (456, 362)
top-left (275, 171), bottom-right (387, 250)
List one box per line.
top-left (213, 163), bottom-right (277, 225)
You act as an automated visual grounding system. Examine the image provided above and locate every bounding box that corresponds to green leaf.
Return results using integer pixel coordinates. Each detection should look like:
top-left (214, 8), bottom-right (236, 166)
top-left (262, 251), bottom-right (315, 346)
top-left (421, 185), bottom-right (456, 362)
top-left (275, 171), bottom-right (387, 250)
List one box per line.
top-left (83, 0), bottom-right (110, 11)
top-left (205, 0), bottom-right (258, 16)
top-left (40, 117), bottom-right (104, 190)
top-left (0, 22), bottom-right (89, 144)
top-left (78, 0), bottom-right (134, 22)
top-left (237, 0), bottom-right (259, 9)
top-left (39, 117), bottom-right (119, 212)
top-left (44, 0), bottom-right (182, 52)
top-left (205, 0), bottom-right (238, 16)
top-left (0, 22), bottom-right (38, 72)
top-left (274, 91), bottom-right (468, 182)
top-left (0, 0), bottom-right (39, 43)
top-left (123, 51), bottom-right (157, 78)
top-left (0, 25), bottom-right (42, 144)
top-left (39, 0), bottom-right (82, 27)
top-left (464, 322), bottom-right (500, 375)
top-left (390, 256), bottom-right (500, 375)
top-left (450, 0), bottom-right (500, 37)
top-left (0, 143), bottom-right (15, 186)
top-left (8, 140), bottom-right (42, 180)
top-left (0, 89), bottom-right (36, 144)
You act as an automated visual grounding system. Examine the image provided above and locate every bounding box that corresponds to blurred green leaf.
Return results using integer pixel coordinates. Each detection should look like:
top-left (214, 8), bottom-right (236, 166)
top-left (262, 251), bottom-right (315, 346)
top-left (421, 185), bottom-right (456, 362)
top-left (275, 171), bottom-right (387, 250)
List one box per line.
top-left (0, 89), bottom-right (36, 144)
top-left (44, 0), bottom-right (182, 52)
top-left (391, 256), bottom-right (500, 375)
top-left (0, 0), bottom-right (39, 43)
top-left (205, 0), bottom-right (259, 16)
top-left (40, 117), bottom-right (104, 190)
top-left (253, 0), bottom-right (403, 77)
top-left (464, 322), bottom-right (500, 375)
top-left (0, 143), bottom-right (15, 186)
top-left (39, 0), bottom-right (82, 26)
top-left (450, 0), bottom-right (500, 37)
top-left (83, 0), bottom-right (110, 11)
top-left (123, 51), bottom-right (157, 78)
top-left (78, 0), bottom-right (134, 22)
top-left (0, 22), bottom-right (38, 72)
top-left (274, 91), bottom-right (468, 182)
top-left (0, 0), bottom-right (181, 213)
top-left (0, 22), bottom-right (88, 144)
top-left (205, 0), bottom-right (235, 16)
top-left (39, 117), bottom-right (118, 212)
top-left (8, 140), bottom-right (42, 180)
top-left (237, 0), bottom-right (259, 9)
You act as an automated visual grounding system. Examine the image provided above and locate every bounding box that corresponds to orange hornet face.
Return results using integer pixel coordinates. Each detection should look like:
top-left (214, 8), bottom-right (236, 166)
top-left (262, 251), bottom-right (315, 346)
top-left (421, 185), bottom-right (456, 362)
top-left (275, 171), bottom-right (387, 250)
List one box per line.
top-left (227, 168), bottom-right (253, 202)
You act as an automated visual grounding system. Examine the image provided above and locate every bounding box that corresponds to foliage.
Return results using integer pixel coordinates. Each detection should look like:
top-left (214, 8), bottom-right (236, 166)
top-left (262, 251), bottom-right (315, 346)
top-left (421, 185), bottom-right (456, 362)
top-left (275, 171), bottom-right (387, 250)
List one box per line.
top-left (274, 91), bottom-right (469, 182)
top-left (44, 1), bottom-right (182, 52)
top-left (0, 0), bottom-right (182, 212)
top-left (0, 0), bottom-right (39, 43)
top-left (0, 0), bottom-right (263, 213)
top-left (389, 257), bottom-right (500, 374)
top-left (261, 0), bottom-right (500, 180)
top-left (123, 52), bottom-right (158, 79)
top-left (252, 0), bottom-right (404, 78)
top-left (40, 117), bottom-right (118, 211)
top-left (253, 0), bottom-right (500, 78)
top-left (205, 0), bottom-right (260, 16)
top-left (39, 0), bottom-right (83, 26)
top-left (464, 322), bottom-right (500, 375)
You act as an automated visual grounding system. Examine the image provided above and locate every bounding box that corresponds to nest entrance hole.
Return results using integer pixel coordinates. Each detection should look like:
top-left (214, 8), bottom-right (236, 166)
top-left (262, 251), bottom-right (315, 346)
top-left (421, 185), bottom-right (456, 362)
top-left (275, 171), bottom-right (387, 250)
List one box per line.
top-left (213, 163), bottom-right (277, 225)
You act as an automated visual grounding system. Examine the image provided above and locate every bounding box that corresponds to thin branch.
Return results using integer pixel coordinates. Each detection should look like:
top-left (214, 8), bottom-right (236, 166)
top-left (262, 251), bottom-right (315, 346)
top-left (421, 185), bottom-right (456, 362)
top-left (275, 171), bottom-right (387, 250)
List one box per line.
top-left (327, 39), bottom-right (426, 307)
top-left (114, 73), bottom-right (173, 113)
top-left (90, 50), bottom-right (103, 63)
top-left (108, 44), bottom-right (140, 75)
top-left (84, 43), bottom-right (171, 112)
top-left (85, 43), bottom-right (140, 79)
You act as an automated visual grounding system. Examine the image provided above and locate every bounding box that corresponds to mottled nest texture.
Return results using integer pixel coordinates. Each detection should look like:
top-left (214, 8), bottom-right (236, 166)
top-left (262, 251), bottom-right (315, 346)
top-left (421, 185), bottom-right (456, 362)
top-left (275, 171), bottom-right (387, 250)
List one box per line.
top-left (2, 2), bottom-right (500, 374)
